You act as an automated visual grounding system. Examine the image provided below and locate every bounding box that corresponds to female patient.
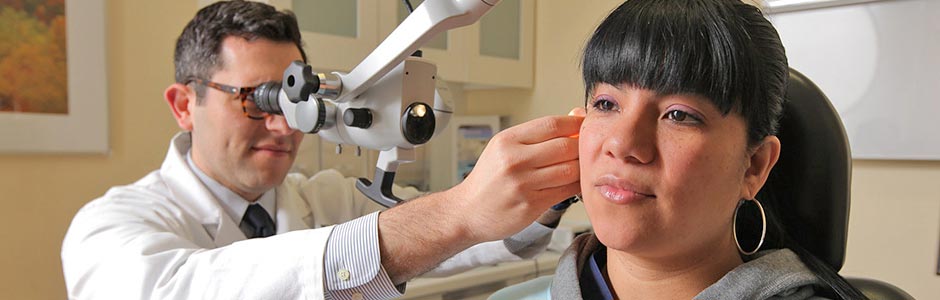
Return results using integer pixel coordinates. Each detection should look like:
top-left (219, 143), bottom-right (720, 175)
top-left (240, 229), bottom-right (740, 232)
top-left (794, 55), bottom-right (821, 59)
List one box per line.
top-left (546, 0), bottom-right (866, 299)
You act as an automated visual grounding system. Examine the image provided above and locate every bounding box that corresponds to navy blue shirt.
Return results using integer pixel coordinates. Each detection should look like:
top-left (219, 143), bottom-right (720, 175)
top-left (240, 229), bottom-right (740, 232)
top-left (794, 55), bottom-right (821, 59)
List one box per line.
top-left (581, 247), bottom-right (615, 300)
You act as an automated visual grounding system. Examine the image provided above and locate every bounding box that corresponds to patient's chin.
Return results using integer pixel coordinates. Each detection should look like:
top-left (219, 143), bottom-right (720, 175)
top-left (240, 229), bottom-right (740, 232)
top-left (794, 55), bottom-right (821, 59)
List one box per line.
top-left (592, 224), bottom-right (651, 253)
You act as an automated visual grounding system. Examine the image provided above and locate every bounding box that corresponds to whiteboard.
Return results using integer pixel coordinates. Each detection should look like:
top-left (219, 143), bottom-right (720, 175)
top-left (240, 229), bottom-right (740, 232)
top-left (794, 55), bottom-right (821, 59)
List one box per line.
top-left (768, 0), bottom-right (940, 160)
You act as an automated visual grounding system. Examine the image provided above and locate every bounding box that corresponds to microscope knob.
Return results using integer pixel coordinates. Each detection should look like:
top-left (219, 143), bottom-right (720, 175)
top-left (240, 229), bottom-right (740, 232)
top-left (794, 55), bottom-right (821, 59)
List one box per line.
top-left (343, 108), bottom-right (373, 129)
top-left (282, 61), bottom-right (320, 103)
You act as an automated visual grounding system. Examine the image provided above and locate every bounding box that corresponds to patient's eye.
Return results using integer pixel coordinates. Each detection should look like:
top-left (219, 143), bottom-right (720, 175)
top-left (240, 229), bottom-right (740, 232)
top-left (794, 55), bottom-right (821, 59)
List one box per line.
top-left (664, 109), bottom-right (703, 125)
top-left (590, 97), bottom-right (618, 112)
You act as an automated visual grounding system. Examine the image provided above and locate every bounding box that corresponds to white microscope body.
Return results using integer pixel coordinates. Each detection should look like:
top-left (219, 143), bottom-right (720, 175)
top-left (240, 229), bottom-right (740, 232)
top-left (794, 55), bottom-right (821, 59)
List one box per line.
top-left (253, 0), bottom-right (502, 207)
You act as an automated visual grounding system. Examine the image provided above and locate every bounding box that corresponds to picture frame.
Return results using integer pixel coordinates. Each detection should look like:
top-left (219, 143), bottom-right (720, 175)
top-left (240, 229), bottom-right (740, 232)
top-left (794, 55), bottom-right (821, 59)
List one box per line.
top-left (0, 0), bottom-right (108, 153)
top-left (450, 115), bottom-right (501, 187)
top-left (766, 0), bottom-right (885, 14)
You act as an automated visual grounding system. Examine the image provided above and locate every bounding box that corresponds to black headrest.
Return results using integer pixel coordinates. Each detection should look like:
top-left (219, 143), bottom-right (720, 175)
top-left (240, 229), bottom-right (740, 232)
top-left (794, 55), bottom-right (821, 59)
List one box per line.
top-left (757, 68), bottom-right (852, 271)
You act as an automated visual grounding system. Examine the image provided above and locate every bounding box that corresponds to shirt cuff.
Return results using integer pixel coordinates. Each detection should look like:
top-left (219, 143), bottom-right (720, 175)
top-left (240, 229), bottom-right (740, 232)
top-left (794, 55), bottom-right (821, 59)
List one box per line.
top-left (324, 212), bottom-right (404, 300)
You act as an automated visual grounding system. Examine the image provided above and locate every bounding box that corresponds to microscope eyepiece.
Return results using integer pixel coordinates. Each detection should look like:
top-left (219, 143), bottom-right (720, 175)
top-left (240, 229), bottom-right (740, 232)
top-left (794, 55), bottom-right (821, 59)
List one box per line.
top-left (252, 81), bottom-right (283, 114)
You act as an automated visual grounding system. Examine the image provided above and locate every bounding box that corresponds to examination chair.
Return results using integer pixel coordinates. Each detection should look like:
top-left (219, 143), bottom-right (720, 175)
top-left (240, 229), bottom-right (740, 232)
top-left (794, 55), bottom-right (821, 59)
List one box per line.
top-left (762, 69), bottom-right (913, 300)
top-left (488, 69), bottom-right (914, 300)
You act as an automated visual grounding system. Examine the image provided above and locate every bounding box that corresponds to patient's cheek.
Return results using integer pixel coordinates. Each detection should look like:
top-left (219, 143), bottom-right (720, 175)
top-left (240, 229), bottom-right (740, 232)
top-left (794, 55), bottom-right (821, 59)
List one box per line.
top-left (578, 124), bottom-right (602, 157)
top-left (579, 121), bottom-right (602, 139)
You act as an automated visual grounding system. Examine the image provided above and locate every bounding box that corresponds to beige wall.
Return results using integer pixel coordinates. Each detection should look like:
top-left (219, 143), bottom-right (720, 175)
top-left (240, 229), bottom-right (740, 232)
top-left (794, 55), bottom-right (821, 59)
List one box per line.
top-left (0, 1), bottom-right (196, 299)
top-left (844, 160), bottom-right (940, 299)
top-left (466, 1), bottom-right (940, 299)
top-left (1, 1), bottom-right (937, 299)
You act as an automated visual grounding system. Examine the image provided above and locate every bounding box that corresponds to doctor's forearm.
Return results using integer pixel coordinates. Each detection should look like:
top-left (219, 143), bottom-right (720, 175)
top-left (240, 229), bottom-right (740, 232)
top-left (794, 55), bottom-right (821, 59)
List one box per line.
top-left (376, 190), bottom-right (477, 285)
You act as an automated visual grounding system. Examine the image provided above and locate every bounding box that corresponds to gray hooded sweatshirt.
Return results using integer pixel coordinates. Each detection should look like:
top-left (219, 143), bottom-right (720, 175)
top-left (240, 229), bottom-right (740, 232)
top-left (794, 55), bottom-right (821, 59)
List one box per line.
top-left (549, 233), bottom-right (831, 300)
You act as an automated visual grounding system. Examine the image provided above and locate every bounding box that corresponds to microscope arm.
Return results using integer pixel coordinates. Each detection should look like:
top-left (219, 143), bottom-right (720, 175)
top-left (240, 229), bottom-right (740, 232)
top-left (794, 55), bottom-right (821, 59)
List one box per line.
top-left (335, 0), bottom-right (500, 103)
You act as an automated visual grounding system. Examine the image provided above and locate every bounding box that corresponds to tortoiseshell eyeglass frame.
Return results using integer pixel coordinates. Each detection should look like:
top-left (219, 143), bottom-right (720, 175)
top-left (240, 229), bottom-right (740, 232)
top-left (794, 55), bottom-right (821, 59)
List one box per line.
top-left (187, 78), bottom-right (268, 120)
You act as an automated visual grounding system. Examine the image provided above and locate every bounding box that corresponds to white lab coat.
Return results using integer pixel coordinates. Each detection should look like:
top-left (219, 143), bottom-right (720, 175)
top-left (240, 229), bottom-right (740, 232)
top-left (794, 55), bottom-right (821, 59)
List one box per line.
top-left (61, 133), bottom-right (529, 300)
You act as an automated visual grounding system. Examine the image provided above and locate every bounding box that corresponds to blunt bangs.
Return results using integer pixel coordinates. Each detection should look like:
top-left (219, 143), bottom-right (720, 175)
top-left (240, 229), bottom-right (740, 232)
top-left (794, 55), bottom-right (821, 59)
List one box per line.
top-left (582, 0), bottom-right (783, 132)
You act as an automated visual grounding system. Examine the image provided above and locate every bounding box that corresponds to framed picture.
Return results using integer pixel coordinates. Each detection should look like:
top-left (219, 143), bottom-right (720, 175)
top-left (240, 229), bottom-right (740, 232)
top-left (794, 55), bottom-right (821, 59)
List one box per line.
top-left (765, 0), bottom-right (884, 13)
top-left (450, 115), bottom-right (501, 186)
top-left (0, 0), bottom-right (108, 153)
top-left (770, 0), bottom-right (940, 160)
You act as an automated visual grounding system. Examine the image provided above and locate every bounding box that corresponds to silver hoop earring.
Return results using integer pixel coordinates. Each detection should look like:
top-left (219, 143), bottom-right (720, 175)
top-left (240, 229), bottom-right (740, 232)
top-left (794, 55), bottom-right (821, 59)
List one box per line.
top-left (733, 198), bottom-right (767, 255)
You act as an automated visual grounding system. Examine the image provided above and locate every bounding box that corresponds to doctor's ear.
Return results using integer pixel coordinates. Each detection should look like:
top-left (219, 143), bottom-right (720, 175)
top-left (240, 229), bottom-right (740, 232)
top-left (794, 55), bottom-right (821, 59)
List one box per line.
top-left (165, 83), bottom-right (195, 131)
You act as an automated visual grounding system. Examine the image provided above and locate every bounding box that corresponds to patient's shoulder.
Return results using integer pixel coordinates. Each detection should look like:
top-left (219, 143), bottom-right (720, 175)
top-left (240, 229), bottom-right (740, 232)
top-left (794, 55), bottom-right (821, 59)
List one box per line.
top-left (697, 248), bottom-right (828, 300)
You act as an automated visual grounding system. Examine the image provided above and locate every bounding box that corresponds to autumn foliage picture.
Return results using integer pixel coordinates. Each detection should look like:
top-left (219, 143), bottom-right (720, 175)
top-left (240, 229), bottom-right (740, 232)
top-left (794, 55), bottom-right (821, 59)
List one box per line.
top-left (0, 0), bottom-right (67, 114)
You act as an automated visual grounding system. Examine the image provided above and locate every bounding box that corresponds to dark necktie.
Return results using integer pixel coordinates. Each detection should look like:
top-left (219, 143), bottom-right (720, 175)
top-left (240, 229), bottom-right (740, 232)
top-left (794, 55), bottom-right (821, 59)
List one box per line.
top-left (240, 204), bottom-right (275, 239)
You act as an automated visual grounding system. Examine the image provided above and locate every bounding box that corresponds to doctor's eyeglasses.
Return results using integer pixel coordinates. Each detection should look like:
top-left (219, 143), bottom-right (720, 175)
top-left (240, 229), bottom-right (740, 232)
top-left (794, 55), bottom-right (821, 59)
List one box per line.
top-left (187, 78), bottom-right (269, 120)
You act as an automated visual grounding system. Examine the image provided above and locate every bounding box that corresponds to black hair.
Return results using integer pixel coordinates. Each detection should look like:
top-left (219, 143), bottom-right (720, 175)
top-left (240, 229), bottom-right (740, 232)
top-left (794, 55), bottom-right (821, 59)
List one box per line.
top-left (582, 0), bottom-right (786, 146)
top-left (582, 1), bottom-right (867, 299)
top-left (173, 0), bottom-right (306, 102)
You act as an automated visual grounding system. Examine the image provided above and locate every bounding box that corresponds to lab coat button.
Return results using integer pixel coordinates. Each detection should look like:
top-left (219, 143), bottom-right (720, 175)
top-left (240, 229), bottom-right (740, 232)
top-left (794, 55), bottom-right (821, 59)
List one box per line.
top-left (337, 269), bottom-right (351, 281)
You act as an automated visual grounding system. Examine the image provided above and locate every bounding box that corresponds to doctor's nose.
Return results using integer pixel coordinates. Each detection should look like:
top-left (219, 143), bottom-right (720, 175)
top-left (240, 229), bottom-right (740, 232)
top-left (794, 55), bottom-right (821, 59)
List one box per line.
top-left (265, 114), bottom-right (297, 136)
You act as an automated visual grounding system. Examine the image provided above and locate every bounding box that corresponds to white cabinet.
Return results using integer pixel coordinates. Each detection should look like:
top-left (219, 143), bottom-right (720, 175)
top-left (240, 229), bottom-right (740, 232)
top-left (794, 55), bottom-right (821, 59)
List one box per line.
top-left (269, 0), bottom-right (381, 72)
top-left (377, 0), bottom-right (534, 88)
top-left (376, 0), bottom-right (472, 86)
top-left (465, 0), bottom-right (535, 88)
top-left (274, 0), bottom-right (534, 87)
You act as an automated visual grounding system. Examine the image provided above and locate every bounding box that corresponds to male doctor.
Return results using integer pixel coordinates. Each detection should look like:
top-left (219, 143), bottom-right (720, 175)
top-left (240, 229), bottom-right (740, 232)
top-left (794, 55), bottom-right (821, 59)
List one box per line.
top-left (60, 1), bottom-right (581, 299)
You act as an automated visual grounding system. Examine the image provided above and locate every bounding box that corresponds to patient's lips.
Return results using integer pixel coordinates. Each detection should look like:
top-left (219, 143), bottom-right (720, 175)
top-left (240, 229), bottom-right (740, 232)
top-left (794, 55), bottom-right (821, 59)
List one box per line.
top-left (594, 175), bottom-right (654, 204)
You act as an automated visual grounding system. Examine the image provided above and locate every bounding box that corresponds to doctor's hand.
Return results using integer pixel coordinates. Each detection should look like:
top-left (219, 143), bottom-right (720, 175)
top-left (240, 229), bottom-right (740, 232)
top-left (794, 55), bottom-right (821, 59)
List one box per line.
top-left (449, 114), bottom-right (583, 243)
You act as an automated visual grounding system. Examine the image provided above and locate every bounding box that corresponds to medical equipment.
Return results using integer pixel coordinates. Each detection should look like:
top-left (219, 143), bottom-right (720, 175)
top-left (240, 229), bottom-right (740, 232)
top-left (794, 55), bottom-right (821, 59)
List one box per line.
top-left (252, 0), bottom-right (501, 207)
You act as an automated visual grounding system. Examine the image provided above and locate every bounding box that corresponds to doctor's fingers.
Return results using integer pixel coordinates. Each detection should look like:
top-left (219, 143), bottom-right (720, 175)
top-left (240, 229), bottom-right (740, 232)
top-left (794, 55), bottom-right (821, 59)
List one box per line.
top-left (531, 181), bottom-right (581, 208)
top-left (497, 115), bottom-right (583, 146)
top-left (513, 136), bottom-right (579, 168)
top-left (524, 159), bottom-right (580, 192)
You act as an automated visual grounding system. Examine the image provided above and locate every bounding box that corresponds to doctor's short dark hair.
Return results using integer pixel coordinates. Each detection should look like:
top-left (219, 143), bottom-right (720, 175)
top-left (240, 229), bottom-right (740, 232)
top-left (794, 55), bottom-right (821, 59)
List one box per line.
top-left (173, 0), bottom-right (307, 102)
top-left (581, 0), bottom-right (787, 146)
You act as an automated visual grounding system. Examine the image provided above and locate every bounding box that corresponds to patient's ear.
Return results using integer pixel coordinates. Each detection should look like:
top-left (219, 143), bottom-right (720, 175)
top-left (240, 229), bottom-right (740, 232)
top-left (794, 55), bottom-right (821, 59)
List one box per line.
top-left (741, 136), bottom-right (781, 199)
top-left (569, 107), bottom-right (586, 117)
top-left (165, 83), bottom-right (195, 131)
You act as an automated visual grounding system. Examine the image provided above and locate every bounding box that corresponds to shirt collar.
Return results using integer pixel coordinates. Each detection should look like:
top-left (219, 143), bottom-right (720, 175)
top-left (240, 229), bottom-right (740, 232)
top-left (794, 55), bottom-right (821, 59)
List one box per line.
top-left (186, 150), bottom-right (276, 225)
top-left (586, 246), bottom-right (615, 300)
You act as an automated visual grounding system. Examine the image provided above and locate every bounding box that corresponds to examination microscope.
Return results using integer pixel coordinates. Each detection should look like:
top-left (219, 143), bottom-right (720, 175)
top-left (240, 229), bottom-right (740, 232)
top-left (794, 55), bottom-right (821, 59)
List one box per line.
top-left (251, 0), bottom-right (578, 230)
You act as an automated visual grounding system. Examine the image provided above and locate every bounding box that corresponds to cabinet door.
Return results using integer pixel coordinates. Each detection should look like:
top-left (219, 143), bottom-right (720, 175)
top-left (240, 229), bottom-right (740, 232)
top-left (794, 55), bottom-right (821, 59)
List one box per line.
top-left (466, 0), bottom-right (534, 88)
top-left (376, 0), bottom-right (471, 83)
top-left (270, 0), bottom-right (380, 72)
